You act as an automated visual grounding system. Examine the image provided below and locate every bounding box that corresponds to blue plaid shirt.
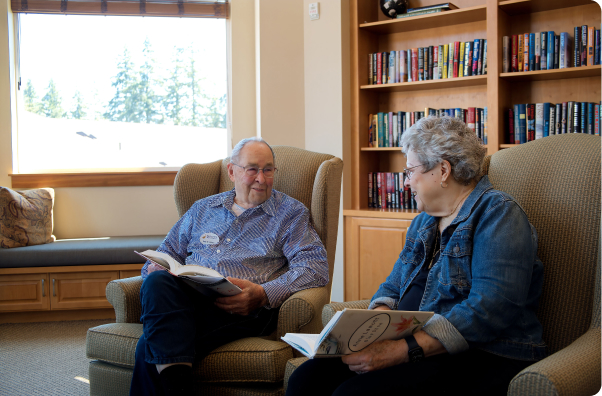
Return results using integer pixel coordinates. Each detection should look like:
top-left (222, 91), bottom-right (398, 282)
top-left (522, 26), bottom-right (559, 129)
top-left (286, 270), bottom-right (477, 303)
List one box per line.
top-left (141, 189), bottom-right (329, 308)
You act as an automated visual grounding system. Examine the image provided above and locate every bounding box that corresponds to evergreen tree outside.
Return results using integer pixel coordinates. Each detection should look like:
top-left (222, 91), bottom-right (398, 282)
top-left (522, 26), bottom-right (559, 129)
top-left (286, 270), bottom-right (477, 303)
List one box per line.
top-left (163, 47), bottom-right (188, 126)
top-left (138, 39), bottom-right (162, 124)
top-left (23, 79), bottom-right (43, 114)
top-left (105, 48), bottom-right (141, 122)
top-left (201, 93), bottom-right (227, 128)
top-left (41, 79), bottom-right (65, 118)
top-left (70, 90), bottom-right (87, 119)
top-left (186, 50), bottom-right (203, 127)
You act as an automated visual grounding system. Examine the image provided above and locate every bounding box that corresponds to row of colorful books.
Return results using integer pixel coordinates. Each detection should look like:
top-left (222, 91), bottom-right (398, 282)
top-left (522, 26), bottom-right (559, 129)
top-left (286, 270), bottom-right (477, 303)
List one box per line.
top-left (502, 26), bottom-right (600, 73)
top-left (368, 107), bottom-right (488, 148)
top-left (368, 172), bottom-right (417, 210)
top-left (368, 38), bottom-right (487, 85)
top-left (506, 102), bottom-right (601, 144)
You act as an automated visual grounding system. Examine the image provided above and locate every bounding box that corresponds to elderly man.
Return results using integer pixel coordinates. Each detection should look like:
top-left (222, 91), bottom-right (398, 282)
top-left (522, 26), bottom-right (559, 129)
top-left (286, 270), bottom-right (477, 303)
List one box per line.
top-left (130, 137), bottom-right (329, 396)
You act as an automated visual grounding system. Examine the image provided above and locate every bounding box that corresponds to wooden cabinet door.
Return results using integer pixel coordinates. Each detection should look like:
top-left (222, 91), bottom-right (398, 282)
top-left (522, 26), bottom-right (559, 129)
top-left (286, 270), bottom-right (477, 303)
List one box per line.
top-left (0, 273), bottom-right (50, 312)
top-left (49, 271), bottom-right (119, 310)
top-left (345, 217), bottom-right (413, 301)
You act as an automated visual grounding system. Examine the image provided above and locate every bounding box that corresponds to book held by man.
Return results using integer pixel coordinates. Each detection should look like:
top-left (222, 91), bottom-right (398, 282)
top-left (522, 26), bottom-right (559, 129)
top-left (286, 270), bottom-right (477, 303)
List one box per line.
top-left (281, 308), bottom-right (434, 359)
top-left (135, 249), bottom-right (242, 297)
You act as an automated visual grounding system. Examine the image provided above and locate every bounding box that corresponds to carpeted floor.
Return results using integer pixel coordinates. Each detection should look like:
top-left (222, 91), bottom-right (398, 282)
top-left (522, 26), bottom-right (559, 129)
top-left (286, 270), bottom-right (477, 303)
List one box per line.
top-left (0, 319), bottom-right (115, 396)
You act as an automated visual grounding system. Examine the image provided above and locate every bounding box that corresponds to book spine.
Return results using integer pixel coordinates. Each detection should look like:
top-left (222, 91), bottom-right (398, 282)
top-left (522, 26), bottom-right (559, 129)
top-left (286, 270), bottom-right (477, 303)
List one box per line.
top-left (554, 35), bottom-right (560, 69)
top-left (388, 51), bottom-right (395, 83)
top-left (459, 42), bottom-right (465, 77)
top-left (562, 102), bottom-right (568, 133)
top-left (478, 39), bottom-right (485, 75)
top-left (540, 32), bottom-right (547, 70)
top-left (418, 48), bottom-right (424, 81)
top-left (382, 52), bottom-right (388, 84)
top-left (411, 49), bottom-right (418, 82)
top-left (588, 27), bottom-right (595, 66)
top-left (555, 103), bottom-right (562, 135)
top-left (390, 112), bottom-right (395, 146)
top-left (503, 36), bottom-right (510, 73)
top-left (581, 102), bottom-right (587, 133)
top-left (567, 101), bottom-right (574, 133)
top-left (574, 27), bottom-right (581, 67)
top-left (518, 34), bottom-right (524, 72)
top-left (438, 45), bottom-right (444, 79)
top-left (549, 105), bottom-right (555, 136)
top-left (368, 54), bottom-right (373, 85)
top-left (376, 53), bottom-right (382, 84)
top-left (596, 30), bottom-right (601, 65)
top-left (467, 107), bottom-right (476, 133)
top-left (475, 108), bottom-right (481, 140)
top-left (473, 39), bottom-right (480, 75)
top-left (543, 102), bottom-right (550, 137)
top-left (507, 108), bottom-right (514, 144)
top-left (588, 102), bottom-right (594, 134)
top-left (512, 35), bottom-right (518, 72)
top-left (397, 8), bottom-right (443, 17)
top-left (407, 49), bottom-right (412, 82)
top-left (429, 46), bottom-right (434, 80)
top-left (452, 42), bottom-right (459, 78)
top-left (484, 107), bottom-right (488, 144)
top-left (523, 33), bottom-right (530, 71)
top-left (448, 42), bottom-right (454, 78)
top-left (433, 45), bottom-right (439, 80)
top-left (368, 172), bottom-right (373, 208)
top-left (442, 44), bottom-right (449, 79)
top-left (547, 31), bottom-right (555, 70)
top-left (386, 173), bottom-right (392, 208)
top-left (581, 25), bottom-right (588, 66)
top-left (400, 51), bottom-right (407, 82)
top-left (368, 114), bottom-right (373, 147)
top-left (483, 39), bottom-right (488, 75)
top-left (559, 33), bottom-right (566, 69)
top-left (529, 33), bottom-right (535, 71)
top-left (463, 42), bottom-right (472, 76)
top-left (535, 33), bottom-right (541, 70)
top-left (574, 102), bottom-right (580, 133)
top-left (595, 104), bottom-right (600, 135)
top-left (514, 104), bottom-right (520, 142)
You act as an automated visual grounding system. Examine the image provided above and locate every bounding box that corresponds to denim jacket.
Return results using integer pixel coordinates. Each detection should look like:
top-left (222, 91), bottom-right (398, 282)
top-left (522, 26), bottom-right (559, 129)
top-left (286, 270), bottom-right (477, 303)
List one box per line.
top-left (369, 176), bottom-right (548, 361)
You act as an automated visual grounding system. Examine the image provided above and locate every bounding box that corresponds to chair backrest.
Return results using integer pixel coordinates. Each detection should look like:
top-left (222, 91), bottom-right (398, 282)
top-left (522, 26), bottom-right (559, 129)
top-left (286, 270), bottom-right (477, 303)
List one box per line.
top-left (484, 134), bottom-right (601, 354)
top-left (173, 145), bottom-right (344, 289)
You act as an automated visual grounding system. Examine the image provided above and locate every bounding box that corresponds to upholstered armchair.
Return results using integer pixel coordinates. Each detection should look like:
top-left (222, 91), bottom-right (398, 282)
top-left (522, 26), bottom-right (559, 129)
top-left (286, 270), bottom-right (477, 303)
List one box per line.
top-left (86, 146), bottom-right (343, 396)
top-left (285, 134), bottom-right (601, 395)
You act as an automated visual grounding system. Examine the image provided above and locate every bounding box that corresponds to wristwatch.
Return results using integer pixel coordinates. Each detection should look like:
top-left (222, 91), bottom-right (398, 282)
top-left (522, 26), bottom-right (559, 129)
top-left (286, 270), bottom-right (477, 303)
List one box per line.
top-left (405, 335), bottom-right (425, 363)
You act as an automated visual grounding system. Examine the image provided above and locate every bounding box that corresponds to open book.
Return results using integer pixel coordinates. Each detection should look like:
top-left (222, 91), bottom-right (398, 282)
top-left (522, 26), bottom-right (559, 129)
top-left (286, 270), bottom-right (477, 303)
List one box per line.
top-left (281, 308), bottom-right (434, 358)
top-left (135, 250), bottom-right (242, 297)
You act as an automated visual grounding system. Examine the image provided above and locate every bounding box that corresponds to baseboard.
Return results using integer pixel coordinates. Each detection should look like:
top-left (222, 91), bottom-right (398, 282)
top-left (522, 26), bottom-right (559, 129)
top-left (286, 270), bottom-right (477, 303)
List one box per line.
top-left (0, 308), bottom-right (116, 324)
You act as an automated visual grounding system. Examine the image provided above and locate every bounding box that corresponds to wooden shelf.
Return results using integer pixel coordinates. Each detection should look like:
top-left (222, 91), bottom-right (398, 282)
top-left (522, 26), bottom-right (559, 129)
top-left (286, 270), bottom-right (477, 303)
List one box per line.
top-left (361, 75), bottom-right (487, 93)
top-left (361, 147), bottom-right (402, 151)
top-left (499, 144), bottom-right (519, 149)
top-left (498, 0), bottom-right (597, 16)
top-left (359, 5), bottom-right (487, 35)
top-left (500, 65), bottom-right (601, 82)
top-left (343, 209), bottom-right (420, 220)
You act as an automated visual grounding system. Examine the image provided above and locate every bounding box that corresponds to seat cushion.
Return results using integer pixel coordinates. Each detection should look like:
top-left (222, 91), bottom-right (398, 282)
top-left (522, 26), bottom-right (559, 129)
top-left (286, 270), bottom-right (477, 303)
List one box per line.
top-left (87, 323), bottom-right (293, 383)
top-left (0, 235), bottom-right (165, 268)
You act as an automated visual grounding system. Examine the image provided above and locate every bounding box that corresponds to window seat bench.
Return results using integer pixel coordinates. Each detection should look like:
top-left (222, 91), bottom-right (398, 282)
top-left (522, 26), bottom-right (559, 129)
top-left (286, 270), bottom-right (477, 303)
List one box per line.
top-left (0, 235), bottom-right (164, 324)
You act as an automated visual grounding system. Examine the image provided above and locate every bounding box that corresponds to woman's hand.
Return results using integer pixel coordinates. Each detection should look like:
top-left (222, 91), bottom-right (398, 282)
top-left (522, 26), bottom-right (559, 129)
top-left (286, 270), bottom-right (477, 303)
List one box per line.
top-left (372, 305), bottom-right (392, 311)
top-left (341, 339), bottom-right (408, 373)
top-left (146, 262), bottom-right (168, 274)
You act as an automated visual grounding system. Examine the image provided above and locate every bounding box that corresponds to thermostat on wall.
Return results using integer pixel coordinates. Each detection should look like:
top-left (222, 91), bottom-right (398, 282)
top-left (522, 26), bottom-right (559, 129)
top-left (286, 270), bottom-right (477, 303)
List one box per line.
top-left (309, 2), bottom-right (319, 20)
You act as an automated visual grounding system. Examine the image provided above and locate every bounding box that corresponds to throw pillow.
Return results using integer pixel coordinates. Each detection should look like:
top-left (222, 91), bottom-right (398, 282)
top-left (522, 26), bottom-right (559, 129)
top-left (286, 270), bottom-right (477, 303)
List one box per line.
top-left (0, 187), bottom-right (56, 248)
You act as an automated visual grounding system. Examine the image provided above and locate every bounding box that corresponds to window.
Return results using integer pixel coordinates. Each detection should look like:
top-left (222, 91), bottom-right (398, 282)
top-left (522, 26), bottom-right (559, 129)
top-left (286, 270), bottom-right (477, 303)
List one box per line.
top-left (15, 7), bottom-right (228, 175)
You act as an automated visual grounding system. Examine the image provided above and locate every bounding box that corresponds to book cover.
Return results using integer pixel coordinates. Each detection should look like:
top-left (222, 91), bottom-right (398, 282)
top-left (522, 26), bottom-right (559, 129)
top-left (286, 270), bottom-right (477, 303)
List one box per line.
top-left (535, 33), bottom-right (541, 70)
top-left (554, 35), bottom-right (560, 69)
top-left (547, 31), bottom-right (555, 70)
top-left (540, 32), bottom-right (547, 70)
top-left (503, 36), bottom-right (510, 73)
top-left (588, 27), bottom-right (595, 66)
top-left (529, 33), bottom-right (535, 71)
top-left (376, 53), bottom-right (382, 84)
top-left (518, 34), bottom-right (524, 72)
top-left (574, 26), bottom-right (581, 67)
top-left (543, 102), bottom-right (550, 137)
top-left (448, 42), bottom-right (454, 78)
top-left (549, 105), bottom-right (556, 136)
top-left (507, 108), bottom-right (515, 144)
top-left (388, 51), bottom-right (396, 83)
top-left (555, 103), bottom-right (562, 135)
top-left (443, 44), bottom-right (449, 79)
top-left (464, 41), bottom-right (472, 76)
top-left (527, 104), bottom-right (535, 141)
top-left (459, 41), bottom-right (465, 78)
top-left (511, 35), bottom-right (518, 72)
top-left (473, 39), bottom-right (481, 75)
top-left (581, 25), bottom-right (588, 67)
top-left (559, 33), bottom-right (567, 69)
top-left (523, 33), bottom-right (530, 72)
top-left (411, 48), bottom-right (418, 82)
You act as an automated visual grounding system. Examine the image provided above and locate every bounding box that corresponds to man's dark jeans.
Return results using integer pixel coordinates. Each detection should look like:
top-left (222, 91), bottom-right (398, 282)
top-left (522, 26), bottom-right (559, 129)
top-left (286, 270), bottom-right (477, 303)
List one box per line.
top-left (130, 270), bottom-right (279, 396)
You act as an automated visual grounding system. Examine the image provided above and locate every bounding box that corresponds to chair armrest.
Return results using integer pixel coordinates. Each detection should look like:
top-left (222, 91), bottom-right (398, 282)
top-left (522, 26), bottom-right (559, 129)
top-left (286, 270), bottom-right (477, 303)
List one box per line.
top-left (321, 300), bottom-right (371, 328)
top-left (106, 276), bottom-right (143, 324)
top-left (508, 327), bottom-right (601, 396)
top-left (276, 286), bottom-right (330, 340)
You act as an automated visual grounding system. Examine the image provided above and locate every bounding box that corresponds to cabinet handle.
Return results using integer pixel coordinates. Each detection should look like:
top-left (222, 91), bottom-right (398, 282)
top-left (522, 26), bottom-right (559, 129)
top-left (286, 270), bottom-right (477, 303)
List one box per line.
top-left (52, 279), bottom-right (56, 297)
top-left (42, 279), bottom-right (45, 297)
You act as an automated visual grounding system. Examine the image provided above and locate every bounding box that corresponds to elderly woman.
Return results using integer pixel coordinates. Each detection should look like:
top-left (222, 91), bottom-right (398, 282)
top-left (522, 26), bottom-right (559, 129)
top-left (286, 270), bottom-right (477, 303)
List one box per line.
top-left (286, 116), bottom-right (547, 396)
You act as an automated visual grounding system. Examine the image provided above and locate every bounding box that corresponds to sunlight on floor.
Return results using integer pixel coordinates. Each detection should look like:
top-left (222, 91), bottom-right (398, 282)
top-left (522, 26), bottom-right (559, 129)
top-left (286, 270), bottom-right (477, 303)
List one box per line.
top-left (74, 376), bottom-right (90, 385)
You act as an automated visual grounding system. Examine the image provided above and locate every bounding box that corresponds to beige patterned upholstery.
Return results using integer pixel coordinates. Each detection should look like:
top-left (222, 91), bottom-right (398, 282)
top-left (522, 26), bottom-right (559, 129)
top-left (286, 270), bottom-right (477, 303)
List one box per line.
top-left (287, 134), bottom-right (601, 396)
top-left (86, 146), bottom-right (343, 396)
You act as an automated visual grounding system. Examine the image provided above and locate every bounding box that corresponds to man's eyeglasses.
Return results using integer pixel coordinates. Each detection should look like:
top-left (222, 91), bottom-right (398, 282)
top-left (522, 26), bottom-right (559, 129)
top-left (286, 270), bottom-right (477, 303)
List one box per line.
top-left (403, 164), bottom-right (425, 181)
top-left (231, 163), bottom-right (277, 178)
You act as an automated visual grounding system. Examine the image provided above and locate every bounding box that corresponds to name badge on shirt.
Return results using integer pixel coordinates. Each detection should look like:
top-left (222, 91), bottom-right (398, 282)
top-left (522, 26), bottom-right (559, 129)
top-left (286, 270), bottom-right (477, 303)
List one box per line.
top-left (200, 233), bottom-right (220, 245)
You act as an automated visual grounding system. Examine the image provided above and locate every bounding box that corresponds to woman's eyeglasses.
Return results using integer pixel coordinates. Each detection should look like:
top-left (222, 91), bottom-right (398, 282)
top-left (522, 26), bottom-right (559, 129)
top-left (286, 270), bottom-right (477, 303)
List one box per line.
top-left (403, 164), bottom-right (425, 180)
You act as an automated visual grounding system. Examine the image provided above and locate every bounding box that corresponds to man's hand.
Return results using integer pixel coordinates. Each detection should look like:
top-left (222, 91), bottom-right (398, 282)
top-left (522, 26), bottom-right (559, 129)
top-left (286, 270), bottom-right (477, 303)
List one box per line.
top-left (214, 277), bottom-right (269, 316)
top-left (341, 339), bottom-right (408, 374)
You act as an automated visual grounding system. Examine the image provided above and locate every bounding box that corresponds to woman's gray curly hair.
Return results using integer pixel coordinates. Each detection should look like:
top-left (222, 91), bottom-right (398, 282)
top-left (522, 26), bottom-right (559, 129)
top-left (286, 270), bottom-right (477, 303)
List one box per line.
top-left (400, 116), bottom-right (486, 185)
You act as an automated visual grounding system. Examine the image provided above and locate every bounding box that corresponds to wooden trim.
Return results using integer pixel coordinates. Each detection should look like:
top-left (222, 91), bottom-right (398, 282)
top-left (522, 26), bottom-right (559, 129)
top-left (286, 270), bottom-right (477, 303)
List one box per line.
top-left (343, 209), bottom-right (420, 220)
top-left (0, 308), bottom-right (115, 324)
top-left (11, 0), bottom-right (229, 18)
top-left (359, 5), bottom-right (487, 35)
top-left (9, 171), bottom-right (177, 188)
top-left (499, 65), bottom-right (602, 82)
top-left (0, 264), bottom-right (144, 275)
top-left (360, 75), bottom-right (487, 93)
top-left (498, 0), bottom-right (595, 16)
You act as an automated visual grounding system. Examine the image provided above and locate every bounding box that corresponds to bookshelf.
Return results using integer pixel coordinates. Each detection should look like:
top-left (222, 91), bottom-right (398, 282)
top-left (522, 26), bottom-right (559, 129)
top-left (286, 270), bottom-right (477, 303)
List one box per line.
top-left (344, 0), bottom-right (601, 301)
